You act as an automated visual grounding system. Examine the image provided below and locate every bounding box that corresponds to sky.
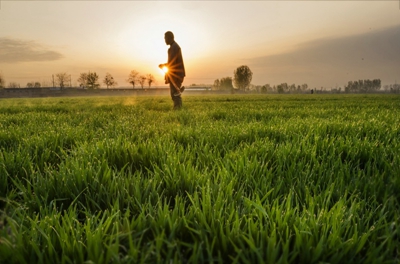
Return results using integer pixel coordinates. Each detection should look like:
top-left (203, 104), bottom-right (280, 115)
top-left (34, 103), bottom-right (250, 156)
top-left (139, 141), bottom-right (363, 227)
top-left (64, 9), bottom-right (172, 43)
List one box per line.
top-left (0, 1), bottom-right (399, 89)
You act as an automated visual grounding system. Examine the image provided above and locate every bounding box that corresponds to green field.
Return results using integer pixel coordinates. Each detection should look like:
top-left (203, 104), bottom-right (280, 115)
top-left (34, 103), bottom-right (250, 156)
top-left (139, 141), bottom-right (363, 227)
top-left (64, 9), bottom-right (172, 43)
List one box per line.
top-left (0, 94), bottom-right (399, 263)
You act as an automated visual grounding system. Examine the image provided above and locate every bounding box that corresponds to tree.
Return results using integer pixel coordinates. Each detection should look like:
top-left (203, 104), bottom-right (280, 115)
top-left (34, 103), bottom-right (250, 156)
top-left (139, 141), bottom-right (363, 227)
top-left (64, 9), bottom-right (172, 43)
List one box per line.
top-left (261, 84), bottom-right (272, 93)
top-left (213, 77), bottom-right (233, 90)
top-left (392, 83), bottom-right (400, 93)
top-left (26, 81), bottom-right (40, 88)
top-left (138, 75), bottom-right (146, 89)
top-left (383, 85), bottom-right (389, 92)
top-left (289, 83), bottom-right (296, 93)
top-left (233, 65), bottom-right (253, 91)
top-left (0, 73), bottom-right (5, 88)
top-left (219, 77), bottom-right (234, 90)
top-left (41, 80), bottom-right (52, 87)
top-left (103, 73), bottom-right (117, 89)
top-left (146, 74), bottom-right (155, 89)
top-left (127, 70), bottom-right (139, 88)
top-left (8, 82), bottom-right (19, 88)
top-left (252, 85), bottom-right (262, 93)
top-left (87, 72), bottom-right (100, 89)
top-left (77, 73), bottom-right (88, 88)
top-left (56, 73), bottom-right (69, 89)
top-left (213, 79), bottom-right (220, 90)
top-left (277, 84), bottom-right (284, 94)
top-left (372, 79), bottom-right (381, 91)
top-left (277, 83), bottom-right (288, 94)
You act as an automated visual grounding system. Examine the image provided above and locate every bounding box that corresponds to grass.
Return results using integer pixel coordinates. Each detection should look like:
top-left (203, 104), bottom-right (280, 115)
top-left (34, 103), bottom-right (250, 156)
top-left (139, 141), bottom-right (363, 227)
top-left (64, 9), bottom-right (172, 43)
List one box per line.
top-left (0, 94), bottom-right (399, 263)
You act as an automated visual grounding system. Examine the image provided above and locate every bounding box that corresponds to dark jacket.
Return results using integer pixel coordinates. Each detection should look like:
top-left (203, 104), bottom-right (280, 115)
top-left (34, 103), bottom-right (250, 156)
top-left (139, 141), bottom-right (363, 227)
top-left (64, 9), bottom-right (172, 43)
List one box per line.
top-left (165, 41), bottom-right (185, 84)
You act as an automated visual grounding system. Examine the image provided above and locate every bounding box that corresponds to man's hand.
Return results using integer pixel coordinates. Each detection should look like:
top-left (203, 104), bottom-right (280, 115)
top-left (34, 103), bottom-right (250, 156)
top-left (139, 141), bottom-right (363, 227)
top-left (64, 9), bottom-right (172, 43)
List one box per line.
top-left (173, 90), bottom-right (181, 97)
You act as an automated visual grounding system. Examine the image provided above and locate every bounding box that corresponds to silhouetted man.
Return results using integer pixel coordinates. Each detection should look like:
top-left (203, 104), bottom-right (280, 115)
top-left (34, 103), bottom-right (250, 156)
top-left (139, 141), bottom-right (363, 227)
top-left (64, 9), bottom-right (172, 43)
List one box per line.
top-left (159, 31), bottom-right (185, 109)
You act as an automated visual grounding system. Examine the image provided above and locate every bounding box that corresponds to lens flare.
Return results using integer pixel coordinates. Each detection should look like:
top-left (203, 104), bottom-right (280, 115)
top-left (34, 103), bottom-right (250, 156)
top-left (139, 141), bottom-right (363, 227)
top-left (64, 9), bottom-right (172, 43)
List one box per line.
top-left (162, 66), bottom-right (168, 73)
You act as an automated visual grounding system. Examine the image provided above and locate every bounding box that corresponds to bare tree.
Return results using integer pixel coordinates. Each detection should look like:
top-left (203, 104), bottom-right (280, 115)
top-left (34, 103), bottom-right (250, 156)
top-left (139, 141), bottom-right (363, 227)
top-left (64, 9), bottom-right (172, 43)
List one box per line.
top-left (41, 80), bottom-right (51, 87)
top-left (0, 73), bottom-right (5, 88)
top-left (233, 65), bottom-right (253, 91)
top-left (138, 75), bottom-right (146, 89)
top-left (146, 74), bottom-right (155, 89)
top-left (103, 73), bottom-right (117, 89)
top-left (8, 82), bottom-right (20, 88)
top-left (56, 73), bottom-right (69, 89)
top-left (77, 73), bottom-right (88, 88)
top-left (127, 70), bottom-right (139, 88)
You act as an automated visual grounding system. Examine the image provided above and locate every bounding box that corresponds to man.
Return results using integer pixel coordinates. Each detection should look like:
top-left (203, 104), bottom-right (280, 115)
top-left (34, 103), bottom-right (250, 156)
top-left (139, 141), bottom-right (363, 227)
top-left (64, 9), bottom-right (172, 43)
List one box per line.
top-left (159, 31), bottom-right (185, 109)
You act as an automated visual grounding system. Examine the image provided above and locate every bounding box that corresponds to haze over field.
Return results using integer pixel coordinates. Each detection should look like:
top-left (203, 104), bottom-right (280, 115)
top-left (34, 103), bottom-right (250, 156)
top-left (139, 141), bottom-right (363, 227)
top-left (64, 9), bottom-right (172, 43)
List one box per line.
top-left (0, 1), bottom-right (399, 88)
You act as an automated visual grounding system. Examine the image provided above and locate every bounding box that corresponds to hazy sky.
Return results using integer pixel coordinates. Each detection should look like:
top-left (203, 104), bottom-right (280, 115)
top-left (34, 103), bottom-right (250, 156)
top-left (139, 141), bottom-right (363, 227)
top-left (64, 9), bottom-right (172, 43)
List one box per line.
top-left (0, 1), bottom-right (399, 88)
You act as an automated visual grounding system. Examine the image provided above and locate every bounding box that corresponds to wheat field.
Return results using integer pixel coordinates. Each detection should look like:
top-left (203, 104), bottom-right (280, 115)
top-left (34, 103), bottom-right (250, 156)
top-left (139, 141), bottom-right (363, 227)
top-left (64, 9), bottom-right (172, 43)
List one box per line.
top-left (0, 94), bottom-right (399, 263)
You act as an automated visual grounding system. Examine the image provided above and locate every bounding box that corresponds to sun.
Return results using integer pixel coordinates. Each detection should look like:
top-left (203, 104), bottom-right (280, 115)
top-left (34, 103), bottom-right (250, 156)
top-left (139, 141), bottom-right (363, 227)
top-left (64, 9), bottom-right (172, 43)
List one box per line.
top-left (162, 66), bottom-right (168, 73)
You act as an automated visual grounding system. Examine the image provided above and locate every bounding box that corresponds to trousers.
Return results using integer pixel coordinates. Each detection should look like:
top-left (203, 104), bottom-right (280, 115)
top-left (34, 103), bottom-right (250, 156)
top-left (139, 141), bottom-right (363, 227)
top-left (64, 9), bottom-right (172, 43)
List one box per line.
top-left (169, 79), bottom-right (182, 110)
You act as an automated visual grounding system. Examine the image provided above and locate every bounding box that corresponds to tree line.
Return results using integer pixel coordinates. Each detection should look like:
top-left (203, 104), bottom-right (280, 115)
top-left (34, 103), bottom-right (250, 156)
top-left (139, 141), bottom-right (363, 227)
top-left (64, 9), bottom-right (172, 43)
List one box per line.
top-left (211, 66), bottom-right (391, 94)
top-left (344, 79), bottom-right (381, 93)
top-left (212, 65), bottom-right (310, 94)
top-left (213, 65), bottom-right (253, 91)
top-left (0, 71), bottom-right (156, 89)
top-left (383, 83), bottom-right (400, 93)
top-left (1, 70), bottom-right (395, 94)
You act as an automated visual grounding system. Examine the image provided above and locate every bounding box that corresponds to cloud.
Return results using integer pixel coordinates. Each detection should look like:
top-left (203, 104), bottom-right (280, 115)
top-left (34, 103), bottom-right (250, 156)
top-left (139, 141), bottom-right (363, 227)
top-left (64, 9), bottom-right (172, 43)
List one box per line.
top-left (247, 25), bottom-right (400, 86)
top-left (0, 38), bottom-right (63, 63)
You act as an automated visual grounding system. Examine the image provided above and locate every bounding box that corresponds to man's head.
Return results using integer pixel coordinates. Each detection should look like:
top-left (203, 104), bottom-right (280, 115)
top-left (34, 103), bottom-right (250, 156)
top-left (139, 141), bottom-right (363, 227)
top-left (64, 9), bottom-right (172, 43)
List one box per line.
top-left (164, 31), bottom-right (174, 45)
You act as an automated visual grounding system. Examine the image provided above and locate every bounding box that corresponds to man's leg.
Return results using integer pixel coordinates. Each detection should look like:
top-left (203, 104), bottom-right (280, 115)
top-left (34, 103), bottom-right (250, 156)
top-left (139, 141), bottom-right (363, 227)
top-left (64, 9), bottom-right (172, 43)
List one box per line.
top-left (173, 95), bottom-right (182, 110)
top-left (170, 80), bottom-right (182, 110)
